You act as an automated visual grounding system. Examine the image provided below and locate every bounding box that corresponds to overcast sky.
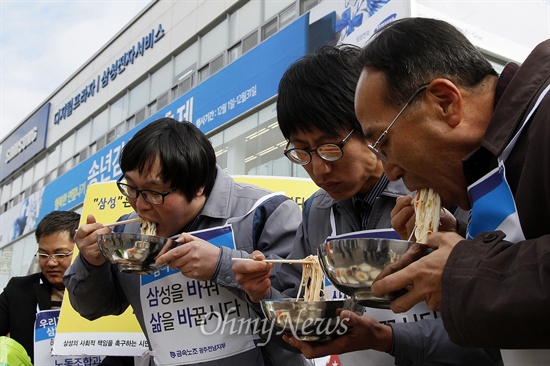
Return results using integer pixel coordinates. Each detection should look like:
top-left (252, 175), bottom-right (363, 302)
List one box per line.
top-left (0, 0), bottom-right (150, 141)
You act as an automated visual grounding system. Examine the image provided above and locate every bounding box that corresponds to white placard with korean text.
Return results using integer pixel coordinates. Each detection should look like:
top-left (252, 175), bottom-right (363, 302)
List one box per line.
top-left (35, 309), bottom-right (104, 366)
top-left (140, 225), bottom-right (255, 365)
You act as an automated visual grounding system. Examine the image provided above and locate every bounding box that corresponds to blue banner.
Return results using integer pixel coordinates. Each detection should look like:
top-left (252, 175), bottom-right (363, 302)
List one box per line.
top-left (37, 12), bottom-right (336, 223)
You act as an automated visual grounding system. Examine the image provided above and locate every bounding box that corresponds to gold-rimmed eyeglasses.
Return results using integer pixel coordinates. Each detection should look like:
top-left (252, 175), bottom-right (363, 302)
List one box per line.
top-left (368, 85), bottom-right (429, 163)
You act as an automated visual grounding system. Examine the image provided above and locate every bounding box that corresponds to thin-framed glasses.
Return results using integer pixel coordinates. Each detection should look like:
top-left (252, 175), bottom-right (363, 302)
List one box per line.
top-left (368, 85), bottom-right (429, 163)
top-left (284, 130), bottom-right (355, 166)
top-left (116, 176), bottom-right (176, 205)
top-left (36, 251), bottom-right (74, 262)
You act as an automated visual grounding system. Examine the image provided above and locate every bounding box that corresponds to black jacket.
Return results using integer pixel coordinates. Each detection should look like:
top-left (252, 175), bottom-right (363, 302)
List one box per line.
top-left (0, 272), bottom-right (54, 364)
top-left (442, 39), bottom-right (550, 348)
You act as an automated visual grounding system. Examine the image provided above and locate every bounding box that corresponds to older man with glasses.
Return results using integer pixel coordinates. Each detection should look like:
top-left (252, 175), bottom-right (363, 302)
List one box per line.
top-left (0, 210), bottom-right (80, 364)
top-left (285, 17), bottom-right (550, 364)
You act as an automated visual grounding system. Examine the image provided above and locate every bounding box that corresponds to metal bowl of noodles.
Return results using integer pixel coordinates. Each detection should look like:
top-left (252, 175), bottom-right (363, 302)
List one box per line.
top-left (98, 232), bottom-right (177, 275)
top-left (317, 238), bottom-right (414, 309)
top-left (260, 298), bottom-right (362, 342)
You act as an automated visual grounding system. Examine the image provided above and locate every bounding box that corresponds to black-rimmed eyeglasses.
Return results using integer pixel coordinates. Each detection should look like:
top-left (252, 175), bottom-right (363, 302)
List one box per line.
top-left (116, 176), bottom-right (176, 205)
top-left (368, 85), bottom-right (429, 163)
top-left (36, 251), bottom-right (74, 262)
top-left (284, 130), bottom-right (355, 166)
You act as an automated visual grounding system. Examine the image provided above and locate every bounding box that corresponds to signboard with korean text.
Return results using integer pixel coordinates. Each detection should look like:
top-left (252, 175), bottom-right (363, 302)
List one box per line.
top-left (36, 11), bottom-right (333, 225)
top-left (34, 309), bottom-right (104, 365)
top-left (140, 225), bottom-right (255, 365)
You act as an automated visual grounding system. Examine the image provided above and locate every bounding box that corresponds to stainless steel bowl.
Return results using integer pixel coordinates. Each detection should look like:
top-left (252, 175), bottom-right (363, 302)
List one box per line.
top-left (260, 298), bottom-right (362, 341)
top-left (98, 232), bottom-right (177, 274)
top-left (317, 238), bottom-right (413, 308)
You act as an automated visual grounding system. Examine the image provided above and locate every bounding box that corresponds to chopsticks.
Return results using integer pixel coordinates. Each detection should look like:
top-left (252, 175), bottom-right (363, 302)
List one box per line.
top-left (103, 217), bottom-right (142, 227)
top-left (231, 258), bottom-right (311, 264)
top-left (408, 225), bottom-right (416, 242)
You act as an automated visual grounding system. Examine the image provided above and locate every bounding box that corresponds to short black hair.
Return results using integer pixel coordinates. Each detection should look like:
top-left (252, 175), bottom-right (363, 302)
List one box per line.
top-left (35, 211), bottom-right (80, 242)
top-left (356, 17), bottom-right (498, 106)
top-left (277, 43), bottom-right (363, 139)
top-left (119, 118), bottom-right (217, 201)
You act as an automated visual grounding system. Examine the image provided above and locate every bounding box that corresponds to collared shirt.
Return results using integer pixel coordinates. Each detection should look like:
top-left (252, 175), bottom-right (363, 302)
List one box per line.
top-left (352, 174), bottom-right (390, 230)
top-left (495, 62), bottom-right (520, 108)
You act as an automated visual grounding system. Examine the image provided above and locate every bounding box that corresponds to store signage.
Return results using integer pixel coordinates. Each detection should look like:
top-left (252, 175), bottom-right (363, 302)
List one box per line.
top-left (1, 103), bottom-right (49, 181)
top-left (53, 24), bottom-right (165, 126)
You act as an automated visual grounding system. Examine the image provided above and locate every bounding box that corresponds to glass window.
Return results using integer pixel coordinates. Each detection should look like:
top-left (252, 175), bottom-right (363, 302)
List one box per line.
top-left (228, 43), bottom-right (242, 64)
top-left (60, 133), bottom-right (76, 163)
top-left (10, 175), bottom-right (22, 199)
top-left (280, 3), bottom-right (297, 28)
top-left (91, 108), bottom-right (108, 142)
top-left (149, 100), bottom-right (158, 116)
top-left (127, 116), bottom-right (136, 130)
top-left (200, 19), bottom-right (228, 66)
top-left (109, 96), bottom-right (125, 130)
top-left (21, 169), bottom-right (33, 191)
top-left (57, 163), bottom-right (66, 177)
top-left (242, 31), bottom-right (258, 54)
top-left (34, 158), bottom-right (46, 179)
top-left (174, 42), bottom-right (198, 84)
top-left (128, 79), bottom-right (148, 116)
top-left (76, 120), bottom-right (92, 148)
top-left (135, 108), bottom-right (146, 125)
top-left (150, 62), bottom-right (172, 100)
top-left (229, 1), bottom-right (261, 44)
top-left (211, 102), bottom-right (295, 178)
top-left (46, 146), bottom-right (60, 173)
top-left (157, 92), bottom-right (169, 110)
top-left (210, 54), bottom-right (225, 76)
top-left (174, 75), bottom-right (194, 99)
top-left (44, 171), bottom-right (52, 186)
top-left (78, 147), bottom-right (89, 163)
top-left (265, 0), bottom-right (294, 19)
top-left (115, 121), bottom-right (127, 139)
top-left (199, 65), bottom-right (209, 83)
top-left (1, 183), bottom-right (11, 202)
top-left (96, 135), bottom-right (106, 151)
top-left (106, 129), bottom-right (117, 145)
top-left (31, 179), bottom-right (43, 194)
top-left (300, 0), bottom-right (319, 14)
top-left (10, 235), bottom-right (35, 278)
top-left (262, 18), bottom-right (278, 41)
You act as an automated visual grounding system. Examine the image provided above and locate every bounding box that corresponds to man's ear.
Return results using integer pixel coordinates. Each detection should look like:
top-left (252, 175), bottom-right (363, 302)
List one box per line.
top-left (196, 185), bottom-right (206, 197)
top-left (425, 78), bottom-right (462, 127)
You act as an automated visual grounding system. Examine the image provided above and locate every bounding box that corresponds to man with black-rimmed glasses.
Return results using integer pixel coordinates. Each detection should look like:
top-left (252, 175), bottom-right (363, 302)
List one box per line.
top-left (64, 118), bottom-right (311, 366)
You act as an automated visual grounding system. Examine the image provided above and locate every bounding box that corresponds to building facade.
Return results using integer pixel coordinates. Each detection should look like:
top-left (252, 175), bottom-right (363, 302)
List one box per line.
top-left (1, 0), bottom-right (548, 288)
